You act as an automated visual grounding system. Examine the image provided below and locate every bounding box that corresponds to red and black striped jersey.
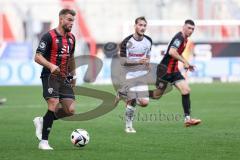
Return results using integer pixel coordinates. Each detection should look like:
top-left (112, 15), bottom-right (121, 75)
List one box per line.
top-left (36, 29), bottom-right (75, 78)
top-left (160, 32), bottom-right (188, 73)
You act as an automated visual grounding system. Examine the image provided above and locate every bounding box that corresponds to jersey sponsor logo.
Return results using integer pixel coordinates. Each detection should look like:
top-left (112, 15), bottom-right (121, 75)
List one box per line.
top-left (57, 54), bottom-right (71, 58)
top-left (128, 53), bottom-right (145, 57)
top-left (61, 45), bottom-right (67, 53)
top-left (39, 41), bottom-right (46, 50)
top-left (60, 45), bottom-right (70, 54)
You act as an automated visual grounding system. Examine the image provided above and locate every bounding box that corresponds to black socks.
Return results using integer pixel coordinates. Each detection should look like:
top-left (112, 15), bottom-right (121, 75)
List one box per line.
top-left (148, 90), bottom-right (154, 98)
top-left (182, 94), bottom-right (191, 116)
top-left (42, 110), bottom-right (55, 140)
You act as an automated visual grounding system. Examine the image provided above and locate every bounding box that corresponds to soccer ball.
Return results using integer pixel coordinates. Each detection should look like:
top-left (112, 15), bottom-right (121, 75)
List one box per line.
top-left (71, 129), bottom-right (90, 147)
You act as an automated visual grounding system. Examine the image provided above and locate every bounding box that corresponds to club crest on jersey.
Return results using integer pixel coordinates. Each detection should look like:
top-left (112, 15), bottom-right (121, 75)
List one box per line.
top-left (48, 88), bottom-right (54, 94)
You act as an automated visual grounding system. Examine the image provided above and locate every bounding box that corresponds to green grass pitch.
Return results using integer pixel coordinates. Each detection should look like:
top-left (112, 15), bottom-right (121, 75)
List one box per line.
top-left (0, 83), bottom-right (240, 160)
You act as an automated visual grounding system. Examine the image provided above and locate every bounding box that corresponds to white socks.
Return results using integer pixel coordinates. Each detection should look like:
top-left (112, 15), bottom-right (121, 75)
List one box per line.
top-left (185, 116), bottom-right (191, 121)
top-left (125, 105), bottom-right (136, 128)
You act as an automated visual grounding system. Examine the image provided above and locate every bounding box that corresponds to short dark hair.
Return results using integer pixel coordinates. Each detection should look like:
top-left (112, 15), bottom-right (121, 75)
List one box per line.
top-left (135, 16), bottom-right (147, 24)
top-left (185, 19), bottom-right (195, 26)
top-left (59, 9), bottom-right (76, 16)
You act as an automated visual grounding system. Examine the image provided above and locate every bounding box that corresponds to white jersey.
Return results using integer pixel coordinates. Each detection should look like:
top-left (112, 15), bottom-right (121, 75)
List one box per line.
top-left (120, 34), bottom-right (152, 71)
top-left (118, 34), bottom-right (152, 100)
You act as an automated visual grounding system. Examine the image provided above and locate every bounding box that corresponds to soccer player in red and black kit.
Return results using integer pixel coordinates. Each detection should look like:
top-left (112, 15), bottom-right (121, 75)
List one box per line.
top-left (149, 19), bottom-right (201, 127)
top-left (33, 9), bottom-right (77, 150)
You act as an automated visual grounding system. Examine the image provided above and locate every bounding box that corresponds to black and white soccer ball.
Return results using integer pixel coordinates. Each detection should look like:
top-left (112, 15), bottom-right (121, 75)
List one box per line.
top-left (71, 129), bottom-right (90, 147)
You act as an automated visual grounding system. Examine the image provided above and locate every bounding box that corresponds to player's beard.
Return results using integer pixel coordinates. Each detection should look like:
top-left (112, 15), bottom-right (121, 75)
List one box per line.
top-left (136, 30), bottom-right (144, 37)
top-left (63, 25), bottom-right (72, 33)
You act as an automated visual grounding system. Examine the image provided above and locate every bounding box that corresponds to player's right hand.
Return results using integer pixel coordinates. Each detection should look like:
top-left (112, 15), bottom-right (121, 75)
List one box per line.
top-left (50, 64), bottom-right (60, 74)
top-left (188, 65), bottom-right (196, 72)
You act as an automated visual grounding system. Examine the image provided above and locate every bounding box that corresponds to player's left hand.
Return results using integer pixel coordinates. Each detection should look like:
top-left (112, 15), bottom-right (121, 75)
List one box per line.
top-left (184, 63), bottom-right (196, 72)
top-left (139, 58), bottom-right (149, 64)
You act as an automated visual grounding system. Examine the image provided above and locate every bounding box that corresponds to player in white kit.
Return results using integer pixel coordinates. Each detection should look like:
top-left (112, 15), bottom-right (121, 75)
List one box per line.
top-left (115, 16), bottom-right (152, 133)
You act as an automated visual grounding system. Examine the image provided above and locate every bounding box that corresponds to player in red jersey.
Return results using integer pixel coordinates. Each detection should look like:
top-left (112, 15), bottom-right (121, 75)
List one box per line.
top-left (33, 9), bottom-right (77, 150)
top-left (149, 19), bottom-right (201, 127)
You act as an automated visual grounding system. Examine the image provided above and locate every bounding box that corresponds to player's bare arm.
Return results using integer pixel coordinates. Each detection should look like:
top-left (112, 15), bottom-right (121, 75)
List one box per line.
top-left (120, 56), bottom-right (150, 66)
top-left (169, 47), bottom-right (195, 71)
top-left (34, 52), bottom-right (60, 73)
top-left (141, 55), bottom-right (151, 70)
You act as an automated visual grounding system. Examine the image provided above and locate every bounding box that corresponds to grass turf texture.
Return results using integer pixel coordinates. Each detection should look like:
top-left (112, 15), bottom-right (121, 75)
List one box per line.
top-left (0, 83), bottom-right (240, 160)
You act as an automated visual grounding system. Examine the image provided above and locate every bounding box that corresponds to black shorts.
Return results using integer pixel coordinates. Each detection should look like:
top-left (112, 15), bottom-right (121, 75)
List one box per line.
top-left (41, 76), bottom-right (75, 100)
top-left (156, 71), bottom-right (184, 89)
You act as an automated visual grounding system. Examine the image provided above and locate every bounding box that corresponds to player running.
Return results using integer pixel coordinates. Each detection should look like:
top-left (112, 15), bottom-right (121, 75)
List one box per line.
top-left (149, 19), bottom-right (201, 127)
top-left (115, 17), bottom-right (152, 133)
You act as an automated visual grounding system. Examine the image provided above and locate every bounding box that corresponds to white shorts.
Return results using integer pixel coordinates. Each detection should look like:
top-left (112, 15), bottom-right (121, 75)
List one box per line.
top-left (123, 70), bottom-right (149, 101)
